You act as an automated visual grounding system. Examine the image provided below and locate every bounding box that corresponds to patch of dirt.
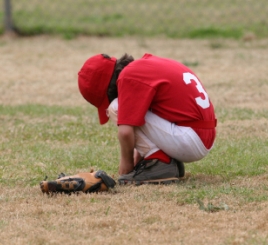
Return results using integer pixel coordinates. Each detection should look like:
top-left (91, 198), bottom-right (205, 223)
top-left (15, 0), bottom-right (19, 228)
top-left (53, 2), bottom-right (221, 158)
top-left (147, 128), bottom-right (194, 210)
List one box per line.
top-left (0, 184), bottom-right (268, 245)
top-left (1, 35), bottom-right (268, 110)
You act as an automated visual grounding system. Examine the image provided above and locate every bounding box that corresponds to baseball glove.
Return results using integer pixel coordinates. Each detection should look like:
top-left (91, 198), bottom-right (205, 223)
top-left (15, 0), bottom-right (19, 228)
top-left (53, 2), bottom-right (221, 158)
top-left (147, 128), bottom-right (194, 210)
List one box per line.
top-left (40, 170), bottom-right (116, 194)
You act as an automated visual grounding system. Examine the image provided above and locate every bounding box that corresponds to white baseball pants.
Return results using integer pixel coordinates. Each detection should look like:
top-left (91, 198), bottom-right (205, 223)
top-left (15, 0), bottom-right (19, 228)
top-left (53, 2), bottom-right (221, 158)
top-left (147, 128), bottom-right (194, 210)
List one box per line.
top-left (107, 98), bottom-right (210, 163)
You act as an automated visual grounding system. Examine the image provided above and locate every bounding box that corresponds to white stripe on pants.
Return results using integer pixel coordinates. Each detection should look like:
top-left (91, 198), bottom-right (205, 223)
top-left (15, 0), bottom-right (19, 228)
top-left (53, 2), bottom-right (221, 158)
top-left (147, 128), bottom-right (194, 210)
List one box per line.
top-left (107, 98), bottom-right (210, 163)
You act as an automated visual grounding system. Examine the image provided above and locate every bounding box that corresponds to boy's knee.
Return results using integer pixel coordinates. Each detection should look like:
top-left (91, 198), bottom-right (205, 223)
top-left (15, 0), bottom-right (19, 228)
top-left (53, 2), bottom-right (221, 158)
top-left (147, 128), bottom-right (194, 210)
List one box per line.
top-left (107, 98), bottom-right (118, 125)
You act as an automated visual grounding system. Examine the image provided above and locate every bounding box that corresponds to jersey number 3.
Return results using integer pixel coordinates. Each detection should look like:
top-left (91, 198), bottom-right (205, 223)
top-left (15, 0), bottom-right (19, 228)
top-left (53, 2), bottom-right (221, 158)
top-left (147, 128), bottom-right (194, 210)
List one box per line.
top-left (183, 72), bottom-right (210, 109)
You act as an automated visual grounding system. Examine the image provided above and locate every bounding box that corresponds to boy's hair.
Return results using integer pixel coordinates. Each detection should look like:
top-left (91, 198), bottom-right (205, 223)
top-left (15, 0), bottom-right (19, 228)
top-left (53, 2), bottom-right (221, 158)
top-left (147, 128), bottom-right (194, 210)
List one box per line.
top-left (107, 53), bottom-right (134, 102)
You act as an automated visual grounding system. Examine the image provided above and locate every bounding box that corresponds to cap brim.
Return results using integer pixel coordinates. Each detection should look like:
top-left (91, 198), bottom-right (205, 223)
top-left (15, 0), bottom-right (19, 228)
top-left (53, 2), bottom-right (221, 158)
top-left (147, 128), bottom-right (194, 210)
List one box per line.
top-left (97, 95), bottom-right (110, 125)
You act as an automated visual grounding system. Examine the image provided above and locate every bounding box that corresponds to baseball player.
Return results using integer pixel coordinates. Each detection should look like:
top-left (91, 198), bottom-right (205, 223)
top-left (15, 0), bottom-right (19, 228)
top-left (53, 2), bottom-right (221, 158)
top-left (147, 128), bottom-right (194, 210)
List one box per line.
top-left (78, 53), bottom-right (217, 185)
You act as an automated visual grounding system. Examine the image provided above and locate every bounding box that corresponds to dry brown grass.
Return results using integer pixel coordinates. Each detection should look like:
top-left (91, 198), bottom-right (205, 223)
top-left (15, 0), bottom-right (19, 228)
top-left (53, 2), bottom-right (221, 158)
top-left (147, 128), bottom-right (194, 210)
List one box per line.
top-left (1, 181), bottom-right (268, 245)
top-left (1, 35), bottom-right (268, 245)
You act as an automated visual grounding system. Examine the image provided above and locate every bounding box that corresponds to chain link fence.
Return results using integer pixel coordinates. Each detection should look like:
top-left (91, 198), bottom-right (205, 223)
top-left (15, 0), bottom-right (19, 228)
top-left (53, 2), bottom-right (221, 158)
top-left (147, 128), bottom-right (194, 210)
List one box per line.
top-left (1, 0), bottom-right (268, 39)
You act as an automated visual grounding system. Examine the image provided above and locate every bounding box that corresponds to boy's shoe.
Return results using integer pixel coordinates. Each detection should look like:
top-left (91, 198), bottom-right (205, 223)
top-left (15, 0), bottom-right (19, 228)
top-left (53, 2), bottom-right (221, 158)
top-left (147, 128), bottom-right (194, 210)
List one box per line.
top-left (118, 158), bottom-right (185, 186)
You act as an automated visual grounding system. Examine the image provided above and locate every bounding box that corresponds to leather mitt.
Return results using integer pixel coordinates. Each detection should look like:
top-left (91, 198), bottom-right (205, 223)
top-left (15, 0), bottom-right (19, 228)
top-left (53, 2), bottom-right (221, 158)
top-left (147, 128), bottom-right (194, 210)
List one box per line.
top-left (40, 170), bottom-right (116, 194)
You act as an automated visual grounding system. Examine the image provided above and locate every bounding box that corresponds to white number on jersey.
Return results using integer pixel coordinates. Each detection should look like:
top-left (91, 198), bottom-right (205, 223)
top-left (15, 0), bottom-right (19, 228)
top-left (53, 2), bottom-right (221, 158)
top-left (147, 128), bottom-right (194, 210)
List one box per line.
top-left (183, 72), bottom-right (210, 109)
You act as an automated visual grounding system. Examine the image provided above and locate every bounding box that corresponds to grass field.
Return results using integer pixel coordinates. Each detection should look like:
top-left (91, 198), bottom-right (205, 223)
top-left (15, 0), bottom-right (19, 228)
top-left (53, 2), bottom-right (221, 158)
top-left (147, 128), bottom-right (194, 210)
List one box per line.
top-left (1, 0), bottom-right (268, 38)
top-left (0, 35), bottom-right (268, 244)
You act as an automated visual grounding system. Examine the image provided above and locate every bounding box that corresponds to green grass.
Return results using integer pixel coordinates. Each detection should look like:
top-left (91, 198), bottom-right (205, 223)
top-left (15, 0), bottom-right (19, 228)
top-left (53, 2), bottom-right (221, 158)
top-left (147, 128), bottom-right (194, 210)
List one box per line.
top-left (0, 104), bottom-right (267, 205)
top-left (215, 107), bottom-right (268, 122)
top-left (1, 0), bottom-right (268, 38)
top-left (0, 104), bottom-right (119, 186)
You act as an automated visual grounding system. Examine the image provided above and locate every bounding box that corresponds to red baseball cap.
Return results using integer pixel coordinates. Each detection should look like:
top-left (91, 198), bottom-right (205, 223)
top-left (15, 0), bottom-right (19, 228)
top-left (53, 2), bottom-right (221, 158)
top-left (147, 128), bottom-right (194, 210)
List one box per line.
top-left (78, 54), bottom-right (117, 124)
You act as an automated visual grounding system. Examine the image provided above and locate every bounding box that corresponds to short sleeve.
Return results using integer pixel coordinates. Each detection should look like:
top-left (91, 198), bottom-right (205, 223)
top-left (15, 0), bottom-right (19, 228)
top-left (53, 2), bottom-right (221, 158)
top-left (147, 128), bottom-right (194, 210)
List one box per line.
top-left (117, 78), bottom-right (156, 126)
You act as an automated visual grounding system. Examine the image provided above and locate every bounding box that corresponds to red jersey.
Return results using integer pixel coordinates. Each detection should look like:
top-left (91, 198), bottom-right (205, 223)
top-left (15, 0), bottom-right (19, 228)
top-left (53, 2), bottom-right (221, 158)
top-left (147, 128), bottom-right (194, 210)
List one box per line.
top-left (116, 54), bottom-right (216, 149)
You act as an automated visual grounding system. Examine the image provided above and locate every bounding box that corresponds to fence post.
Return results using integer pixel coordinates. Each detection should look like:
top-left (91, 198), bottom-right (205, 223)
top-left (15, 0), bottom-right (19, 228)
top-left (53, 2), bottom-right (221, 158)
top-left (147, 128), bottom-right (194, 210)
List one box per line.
top-left (3, 0), bottom-right (16, 34)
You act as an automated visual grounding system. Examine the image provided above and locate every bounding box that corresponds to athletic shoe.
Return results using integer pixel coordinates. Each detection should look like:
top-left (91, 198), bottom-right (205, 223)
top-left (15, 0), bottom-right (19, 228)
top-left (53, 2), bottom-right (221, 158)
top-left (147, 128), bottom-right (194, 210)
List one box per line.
top-left (118, 158), bottom-right (185, 185)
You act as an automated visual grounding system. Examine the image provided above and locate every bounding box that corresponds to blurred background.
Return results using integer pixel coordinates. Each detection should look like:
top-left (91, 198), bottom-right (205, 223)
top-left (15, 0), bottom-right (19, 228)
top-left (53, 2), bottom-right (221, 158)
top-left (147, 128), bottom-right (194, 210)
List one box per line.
top-left (1, 0), bottom-right (267, 39)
